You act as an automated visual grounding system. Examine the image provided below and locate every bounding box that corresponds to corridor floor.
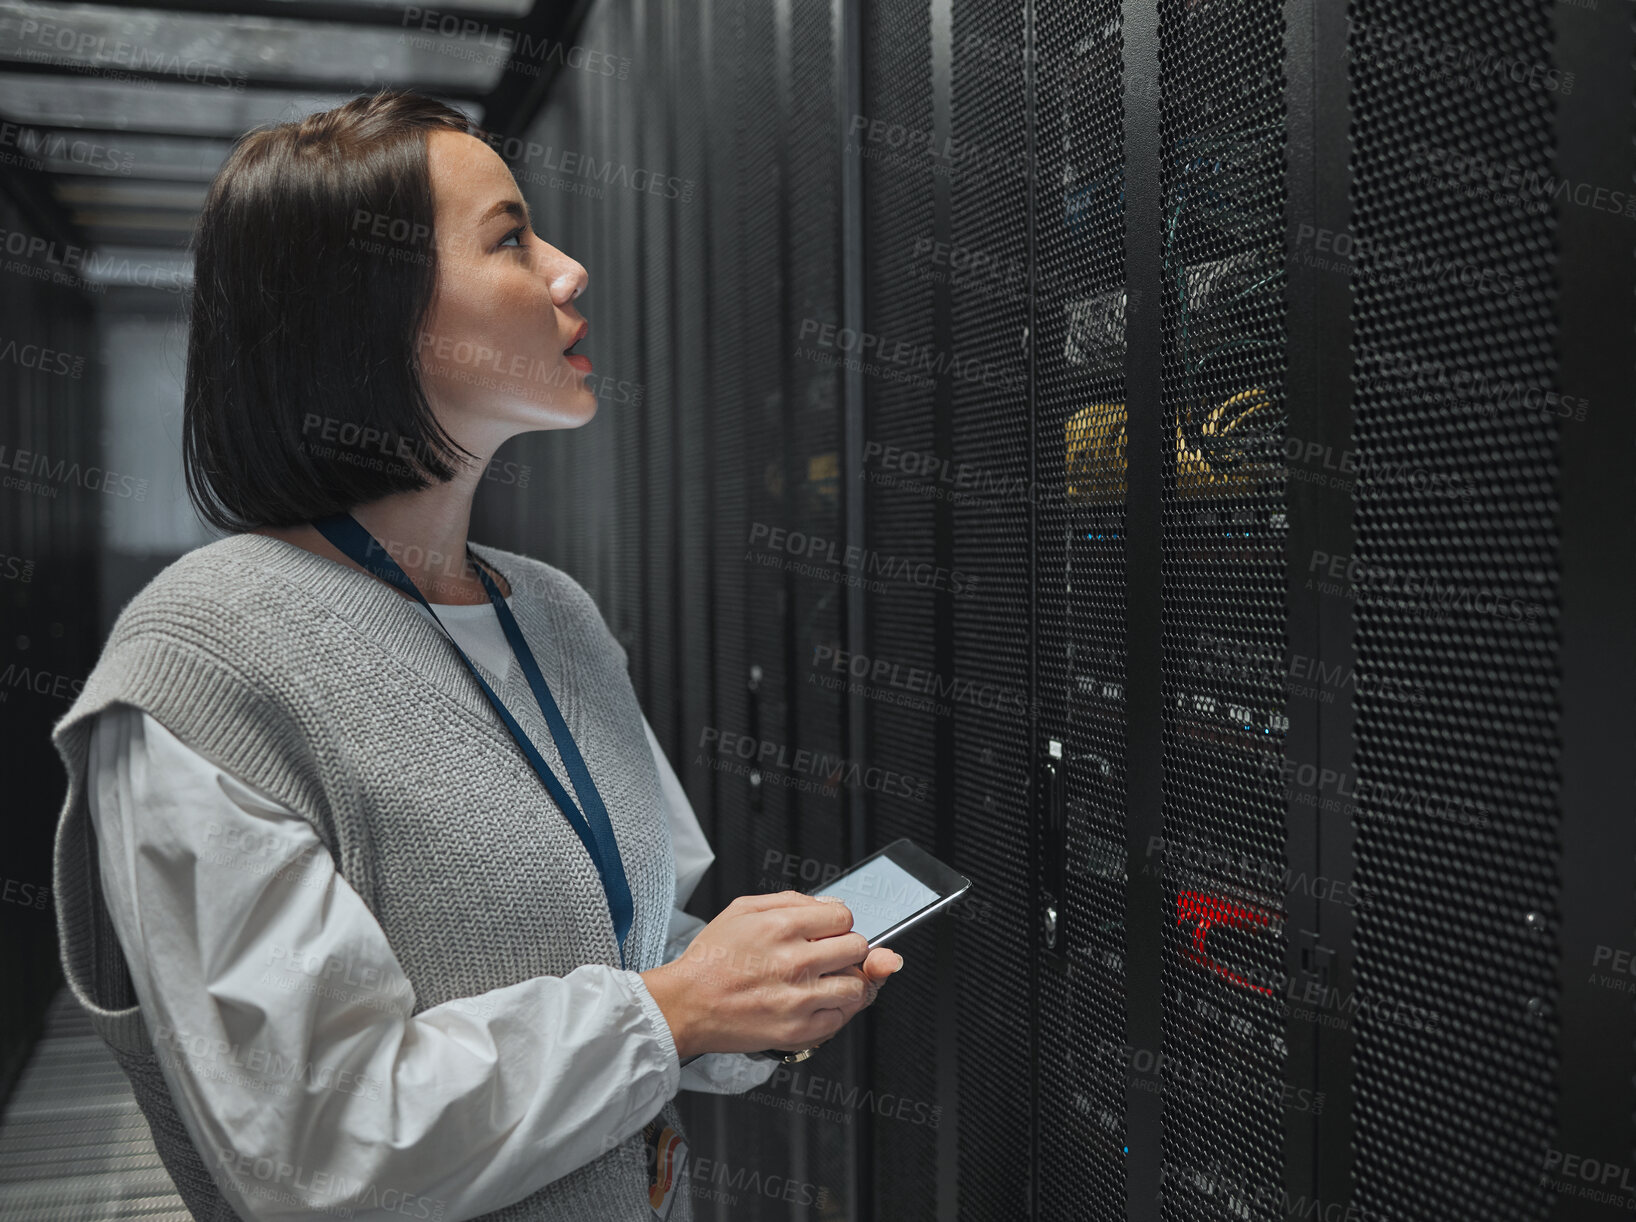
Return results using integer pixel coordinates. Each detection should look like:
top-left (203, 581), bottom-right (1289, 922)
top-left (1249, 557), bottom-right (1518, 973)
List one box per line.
top-left (0, 987), bottom-right (187, 1220)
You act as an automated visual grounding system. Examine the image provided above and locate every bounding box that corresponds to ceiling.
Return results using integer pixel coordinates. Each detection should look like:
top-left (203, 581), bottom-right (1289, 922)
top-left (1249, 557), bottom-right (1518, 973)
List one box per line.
top-left (0, 0), bottom-right (584, 294)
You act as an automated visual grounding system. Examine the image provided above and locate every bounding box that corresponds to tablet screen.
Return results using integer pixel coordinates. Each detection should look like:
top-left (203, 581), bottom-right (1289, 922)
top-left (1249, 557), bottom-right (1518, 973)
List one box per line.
top-left (813, 855), bottom-right (942, 943)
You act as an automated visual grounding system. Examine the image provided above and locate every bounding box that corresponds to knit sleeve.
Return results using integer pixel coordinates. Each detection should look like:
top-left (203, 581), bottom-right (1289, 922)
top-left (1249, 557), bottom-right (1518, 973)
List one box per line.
top-left (86, 704), bottom-right (683, 1221)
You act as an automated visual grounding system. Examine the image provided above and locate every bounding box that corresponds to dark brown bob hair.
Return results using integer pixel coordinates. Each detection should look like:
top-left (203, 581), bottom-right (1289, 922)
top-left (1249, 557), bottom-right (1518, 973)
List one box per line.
top-left (183, 88), bottom-right (488, 534)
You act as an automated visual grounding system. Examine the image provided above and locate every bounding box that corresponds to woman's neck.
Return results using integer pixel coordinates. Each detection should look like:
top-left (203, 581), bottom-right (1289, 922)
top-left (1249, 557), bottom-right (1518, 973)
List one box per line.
top-left (247, 481), bottom-right (511, 605)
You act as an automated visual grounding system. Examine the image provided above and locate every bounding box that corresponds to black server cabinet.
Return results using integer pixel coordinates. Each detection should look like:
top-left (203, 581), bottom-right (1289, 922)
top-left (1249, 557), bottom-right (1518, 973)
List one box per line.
top-left (854, 0), bottom-right (960, 1212)
top-left (1345, 0), bottom-right (1563, 1215)
top-left (1341, 0), bottom-right (1636, 1218)
top-left (483, 0), bottom-right (1636, 1218)
top-left (1037, 1), bottom-right (1132, 1218)
top-left (0, 187), bottom-right (103, 1107)
top-left (1152, 0), bottom-right (1293, 1217)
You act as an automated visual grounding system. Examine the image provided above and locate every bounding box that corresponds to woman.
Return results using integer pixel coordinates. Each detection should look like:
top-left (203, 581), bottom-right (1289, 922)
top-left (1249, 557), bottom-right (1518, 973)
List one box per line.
top-left (49, 88), bottom-right (901, 1222)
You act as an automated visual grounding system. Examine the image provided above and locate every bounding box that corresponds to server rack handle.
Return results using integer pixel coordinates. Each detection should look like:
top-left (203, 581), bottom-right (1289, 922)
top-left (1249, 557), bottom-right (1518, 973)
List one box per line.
top-left (1041, 739), bottom-right (1069, 953)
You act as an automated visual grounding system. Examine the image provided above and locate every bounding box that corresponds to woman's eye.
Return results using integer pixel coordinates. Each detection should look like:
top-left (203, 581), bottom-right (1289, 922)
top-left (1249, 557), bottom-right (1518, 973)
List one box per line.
top-left (499, 227), bottom-right (527, 249)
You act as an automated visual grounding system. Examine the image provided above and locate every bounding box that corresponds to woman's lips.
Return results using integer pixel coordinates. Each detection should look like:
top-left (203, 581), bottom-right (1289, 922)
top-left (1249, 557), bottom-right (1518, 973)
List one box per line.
top-left (564, 320), bottom-right (590, 374)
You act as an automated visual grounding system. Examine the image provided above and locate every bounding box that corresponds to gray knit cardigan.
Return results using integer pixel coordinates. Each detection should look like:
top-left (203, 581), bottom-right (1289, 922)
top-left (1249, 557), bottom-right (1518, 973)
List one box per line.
top-left (50, 531), bottom-right (695, 1220)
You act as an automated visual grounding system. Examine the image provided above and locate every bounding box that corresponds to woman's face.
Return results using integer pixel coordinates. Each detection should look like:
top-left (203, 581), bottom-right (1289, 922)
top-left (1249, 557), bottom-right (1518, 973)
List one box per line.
top-left (416, 130), bottom-right (595, 450)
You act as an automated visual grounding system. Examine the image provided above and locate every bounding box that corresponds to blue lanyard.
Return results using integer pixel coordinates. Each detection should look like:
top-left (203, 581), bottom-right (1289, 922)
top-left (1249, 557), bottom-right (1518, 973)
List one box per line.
top-left (312, 513), bottom-right (635, 970)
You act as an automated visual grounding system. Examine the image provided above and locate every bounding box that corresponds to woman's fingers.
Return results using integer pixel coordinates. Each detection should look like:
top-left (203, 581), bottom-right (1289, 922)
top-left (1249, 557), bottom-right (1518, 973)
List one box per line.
top-left (817, 955), bottom-right (898, 1008)
top-left (726, 890), bottom-right (838, 915)
top-left (805, 966), bottom-right (874, 1026)
top-left (860, 945), bottom-right (903, 982)
top-left (799, 930), bottom-right (872, 977)
top-left (779, 948), bottom-right (905, 1050)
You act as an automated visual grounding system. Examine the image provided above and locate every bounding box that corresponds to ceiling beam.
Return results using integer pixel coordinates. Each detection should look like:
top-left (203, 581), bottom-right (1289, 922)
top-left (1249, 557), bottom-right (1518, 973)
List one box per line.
top-left (0, 0), bottom-right (588, 276)
top-left (0, 56), bottom-right (493, 101)
top-left (0, 109), bottom-right (103, 295)
top-left (45, 0), bottom-right (528, 32)
top-left (470, 0), bottom-right (590, 145)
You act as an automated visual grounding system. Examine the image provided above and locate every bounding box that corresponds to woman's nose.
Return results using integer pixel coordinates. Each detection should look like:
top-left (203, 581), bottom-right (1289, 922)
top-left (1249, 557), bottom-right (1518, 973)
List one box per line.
top-left (552, 255), bottom-right (588, 304)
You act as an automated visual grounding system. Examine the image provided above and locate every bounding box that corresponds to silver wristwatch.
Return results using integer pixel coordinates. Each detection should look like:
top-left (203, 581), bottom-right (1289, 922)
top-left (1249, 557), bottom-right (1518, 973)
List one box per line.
top-left (679, 1046), bottom-right (817, 1068)
top-left (753, 1046), bottom-right (817, 1064)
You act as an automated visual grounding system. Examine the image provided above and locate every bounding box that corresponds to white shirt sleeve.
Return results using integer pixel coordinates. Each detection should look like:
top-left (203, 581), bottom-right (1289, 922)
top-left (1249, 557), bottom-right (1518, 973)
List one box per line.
top-left (85, 703), bottom-right (684, 1222)
top-left (640, 713), bottom-right (780, 1096)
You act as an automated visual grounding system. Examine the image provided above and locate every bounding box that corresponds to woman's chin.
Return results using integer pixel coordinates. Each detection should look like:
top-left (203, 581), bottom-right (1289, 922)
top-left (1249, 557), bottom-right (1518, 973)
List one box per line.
top-left (568, 386), bottom-right (600, 423)
top-left (514, 391), bottom-right (599, 431)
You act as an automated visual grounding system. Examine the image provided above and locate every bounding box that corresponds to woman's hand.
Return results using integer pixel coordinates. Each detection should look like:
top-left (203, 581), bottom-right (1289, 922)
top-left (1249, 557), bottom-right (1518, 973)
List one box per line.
top-left (808, 943), bottom-right (903, 1048)
top-left (640, 891), bottom-right (904, 1059)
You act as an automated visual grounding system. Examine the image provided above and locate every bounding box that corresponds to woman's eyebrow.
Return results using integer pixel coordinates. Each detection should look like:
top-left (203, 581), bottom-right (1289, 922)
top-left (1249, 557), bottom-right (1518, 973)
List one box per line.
top-left (478, 199), bottom-right (532, 228)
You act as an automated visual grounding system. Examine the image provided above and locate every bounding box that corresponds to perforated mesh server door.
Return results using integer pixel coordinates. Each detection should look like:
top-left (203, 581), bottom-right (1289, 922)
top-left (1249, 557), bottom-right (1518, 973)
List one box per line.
top-left (699, 0), bottom-right (815, 1210)
top-left (637, 0), bottom-right (678, 753)
top-left (780, 0), bottom-right (853, 1204)
top-left (1347, 2), bottom-right (1561, 1217)
top-left (593, 0), bottom-right (647, 685)
top-left (488, 1), bottom-right (1636, 1218)
top-left (669, 0), bottom-right (715, 859)
top-left (729, 0), bottom-right (796, 907)
top-left (1154, 0), bottom-right (1293, 1216)
top-left (1034, 1), bottom-right (1132, 1218)
top-left (854, 0), bottom-right (949, 1212)
top-left (704, 0), bottom-right (754, 915)
top-left (945, 0), bottom-right (1036, 1213)
top-left (508, 32), bottom-right (615, 598)
top-left (694, 2), bottom-right (768, 1207)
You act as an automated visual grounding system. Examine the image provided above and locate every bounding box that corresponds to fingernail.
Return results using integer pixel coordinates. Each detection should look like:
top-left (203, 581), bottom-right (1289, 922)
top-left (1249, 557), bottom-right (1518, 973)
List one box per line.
top-left (893, 953), bottom-right (905, 972)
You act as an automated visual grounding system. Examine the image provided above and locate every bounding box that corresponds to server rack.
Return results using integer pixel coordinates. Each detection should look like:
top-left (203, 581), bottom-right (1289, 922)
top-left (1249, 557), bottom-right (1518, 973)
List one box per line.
top-left (0, 185), bottom-right (103, 1106)
top-left (476, 0), bottom-right (1636, 1218)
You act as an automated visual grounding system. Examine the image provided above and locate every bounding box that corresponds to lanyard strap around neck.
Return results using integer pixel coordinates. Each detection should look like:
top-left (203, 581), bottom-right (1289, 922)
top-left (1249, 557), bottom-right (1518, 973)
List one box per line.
top-left (311, 512), bottom-right (635, 971)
